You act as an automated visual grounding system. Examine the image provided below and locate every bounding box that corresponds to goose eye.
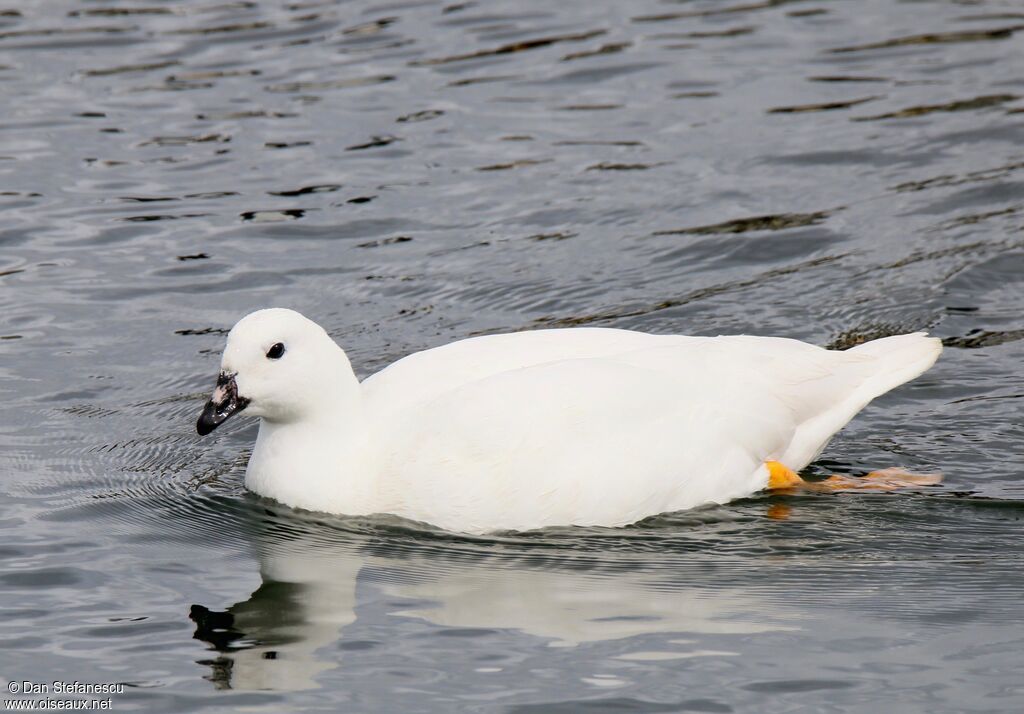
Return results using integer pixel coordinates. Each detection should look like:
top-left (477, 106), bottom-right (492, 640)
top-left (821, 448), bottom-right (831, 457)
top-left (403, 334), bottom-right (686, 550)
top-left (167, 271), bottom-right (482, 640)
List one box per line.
top-left (266, 342), bottom-right (285, 360)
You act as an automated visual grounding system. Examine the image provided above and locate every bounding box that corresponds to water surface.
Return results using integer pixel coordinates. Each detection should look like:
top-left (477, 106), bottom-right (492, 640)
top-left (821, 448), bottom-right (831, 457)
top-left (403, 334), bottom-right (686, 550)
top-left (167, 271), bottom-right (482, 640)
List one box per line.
top-left (1, 0), bottom-right (1023, 711)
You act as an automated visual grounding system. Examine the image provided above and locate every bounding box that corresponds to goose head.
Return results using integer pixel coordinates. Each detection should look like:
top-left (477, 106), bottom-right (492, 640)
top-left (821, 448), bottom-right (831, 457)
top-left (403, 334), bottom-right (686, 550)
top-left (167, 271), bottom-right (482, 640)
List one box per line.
top-left (196, 308), bottom-right (347, 435)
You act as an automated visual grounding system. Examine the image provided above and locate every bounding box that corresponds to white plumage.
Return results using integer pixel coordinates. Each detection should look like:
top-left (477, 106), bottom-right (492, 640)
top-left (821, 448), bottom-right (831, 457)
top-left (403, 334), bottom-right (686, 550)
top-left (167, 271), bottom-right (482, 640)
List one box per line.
top-left (197, 308), bottom-right (941, 533)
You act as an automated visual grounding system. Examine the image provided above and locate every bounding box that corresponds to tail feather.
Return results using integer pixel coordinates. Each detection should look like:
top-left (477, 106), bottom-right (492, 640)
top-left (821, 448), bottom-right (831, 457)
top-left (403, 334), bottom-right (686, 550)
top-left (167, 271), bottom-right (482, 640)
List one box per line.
top-left (779, 332), bottom-right (941, 470)
top-left (847, 332), bottom-right (943, 403)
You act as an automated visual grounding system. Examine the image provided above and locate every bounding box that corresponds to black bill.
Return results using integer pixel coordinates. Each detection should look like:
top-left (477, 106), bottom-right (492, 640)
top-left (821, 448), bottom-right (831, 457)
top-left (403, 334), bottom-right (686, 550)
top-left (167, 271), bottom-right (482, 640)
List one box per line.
top-left (196, 371), bottom-right (250, 436)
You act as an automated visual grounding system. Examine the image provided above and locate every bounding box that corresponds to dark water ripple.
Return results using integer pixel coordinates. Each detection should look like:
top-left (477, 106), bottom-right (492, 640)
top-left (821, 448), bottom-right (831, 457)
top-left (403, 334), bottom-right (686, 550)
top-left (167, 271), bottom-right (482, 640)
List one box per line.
top-left (1, 0), bottom-right (1023, 711)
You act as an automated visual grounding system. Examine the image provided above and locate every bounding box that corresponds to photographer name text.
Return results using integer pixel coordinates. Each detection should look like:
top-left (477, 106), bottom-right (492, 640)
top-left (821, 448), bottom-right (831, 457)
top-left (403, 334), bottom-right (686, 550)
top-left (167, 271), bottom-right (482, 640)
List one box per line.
top-left (7, 682), bottom-right (123, 696)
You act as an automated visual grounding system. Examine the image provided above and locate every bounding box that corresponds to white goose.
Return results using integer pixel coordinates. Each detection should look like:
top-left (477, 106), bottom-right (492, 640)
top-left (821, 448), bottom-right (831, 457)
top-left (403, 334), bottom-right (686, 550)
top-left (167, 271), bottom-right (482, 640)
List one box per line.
top-left (196, 308), bottom-right (941, 533)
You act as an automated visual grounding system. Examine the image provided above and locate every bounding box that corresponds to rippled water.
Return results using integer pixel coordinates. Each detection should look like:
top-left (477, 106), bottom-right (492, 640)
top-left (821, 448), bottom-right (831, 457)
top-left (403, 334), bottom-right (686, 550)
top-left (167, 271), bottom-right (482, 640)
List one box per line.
top-left (2, 0), bottom-right (1023, 711)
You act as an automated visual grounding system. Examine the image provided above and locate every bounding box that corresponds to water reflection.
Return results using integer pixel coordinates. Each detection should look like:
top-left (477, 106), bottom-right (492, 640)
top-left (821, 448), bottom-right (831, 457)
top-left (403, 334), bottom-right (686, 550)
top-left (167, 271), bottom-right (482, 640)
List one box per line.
top-left (190, 510), bottom-right (803, 691)
top-left (179, 497), bottom-right (1024, 708)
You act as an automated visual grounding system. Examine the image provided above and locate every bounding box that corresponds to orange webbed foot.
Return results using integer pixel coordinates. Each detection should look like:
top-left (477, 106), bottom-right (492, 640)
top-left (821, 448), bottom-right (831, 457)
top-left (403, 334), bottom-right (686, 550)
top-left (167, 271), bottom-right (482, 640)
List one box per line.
top-left (766, 461), bottom-right (942, 493)
top-left (765, 460), bottom-right (803, 490)
top-left (811, 468), bottom-right (942, 492)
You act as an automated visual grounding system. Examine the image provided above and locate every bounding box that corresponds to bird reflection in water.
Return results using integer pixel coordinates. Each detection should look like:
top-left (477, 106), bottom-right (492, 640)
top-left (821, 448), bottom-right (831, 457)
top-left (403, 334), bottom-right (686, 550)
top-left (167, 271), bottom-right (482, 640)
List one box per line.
top-left (187, 507), bottom-right (808, 692)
